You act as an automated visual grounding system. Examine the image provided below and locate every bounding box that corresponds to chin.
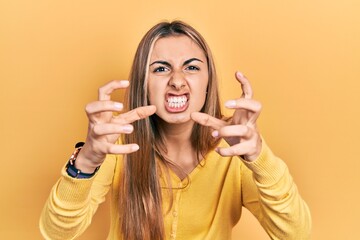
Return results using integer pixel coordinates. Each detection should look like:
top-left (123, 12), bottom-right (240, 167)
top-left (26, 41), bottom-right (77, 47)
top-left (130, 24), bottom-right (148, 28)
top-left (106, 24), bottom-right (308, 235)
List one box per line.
top-left (168, 114), bottom-right (191, 124)
top-left (156, 111), bottom-right (192, 125)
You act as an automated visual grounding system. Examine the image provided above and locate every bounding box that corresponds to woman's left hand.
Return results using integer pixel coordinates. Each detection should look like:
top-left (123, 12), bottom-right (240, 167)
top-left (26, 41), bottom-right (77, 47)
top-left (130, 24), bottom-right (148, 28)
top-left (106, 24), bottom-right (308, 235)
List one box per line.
top-left (191, 71), bottom-right (262, 161)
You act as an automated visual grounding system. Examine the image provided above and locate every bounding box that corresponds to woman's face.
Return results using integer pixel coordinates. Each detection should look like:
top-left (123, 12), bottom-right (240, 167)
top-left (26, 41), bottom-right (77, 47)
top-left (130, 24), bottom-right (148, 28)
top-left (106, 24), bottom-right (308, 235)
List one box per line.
top-left (147, 35), bottom-right (209, 124)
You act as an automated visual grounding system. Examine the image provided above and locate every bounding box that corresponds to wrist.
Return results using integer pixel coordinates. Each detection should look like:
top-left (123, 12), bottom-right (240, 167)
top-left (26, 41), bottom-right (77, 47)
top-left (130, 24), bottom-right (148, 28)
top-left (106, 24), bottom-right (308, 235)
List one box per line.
top-left (66, 142), bottom-right (100, 179)
top-left (243, 138), bottom-right (263, 162)
top-left (75, 152), bottom-right (102, 173)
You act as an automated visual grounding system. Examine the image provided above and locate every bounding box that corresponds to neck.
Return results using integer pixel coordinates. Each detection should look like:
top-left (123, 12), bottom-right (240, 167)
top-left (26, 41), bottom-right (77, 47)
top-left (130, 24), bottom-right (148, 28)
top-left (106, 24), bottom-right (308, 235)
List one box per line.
top-left (160, 120), bottom-right (193, 146)
top-left (157, 119), bottom-right (199, 178)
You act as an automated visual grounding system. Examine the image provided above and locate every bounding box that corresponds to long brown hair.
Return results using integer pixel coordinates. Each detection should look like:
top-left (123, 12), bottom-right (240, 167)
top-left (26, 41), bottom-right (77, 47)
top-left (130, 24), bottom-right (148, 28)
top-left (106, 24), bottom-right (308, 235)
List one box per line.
top-left (121, 20), bottom-right (222, 240)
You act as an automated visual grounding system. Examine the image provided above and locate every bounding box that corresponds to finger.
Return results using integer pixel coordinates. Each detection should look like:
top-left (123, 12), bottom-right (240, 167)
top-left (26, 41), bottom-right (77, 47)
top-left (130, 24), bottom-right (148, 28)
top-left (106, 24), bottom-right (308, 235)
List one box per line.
top-left (212, 125), bottom-right (251, 139)
top-left (191, 112), bottom-right (227, 130)
top-left (85, 100), bottom-right (124, 115)
top-left (98, 80), bottom-right (129, 101)
top-left (225, 98), bottom-right (261, 111)
top-left (235, 71), bottom-right (253, 99)
top-left (224, 98), bottom-right (262, 124)
top-left (92, 123), bottom-right (133, 136)
top-left (216, 142), bottom-right (253, 157)
top-left (114, 105), bottom-right (157, 124)
top-left (102, 142), bottom-right (140, 154)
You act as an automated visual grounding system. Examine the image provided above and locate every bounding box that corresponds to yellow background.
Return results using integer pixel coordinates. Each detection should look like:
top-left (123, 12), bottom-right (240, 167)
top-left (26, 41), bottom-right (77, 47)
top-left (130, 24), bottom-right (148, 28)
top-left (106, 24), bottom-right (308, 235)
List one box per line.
top-left (1, 0), bottom-right (359, 239)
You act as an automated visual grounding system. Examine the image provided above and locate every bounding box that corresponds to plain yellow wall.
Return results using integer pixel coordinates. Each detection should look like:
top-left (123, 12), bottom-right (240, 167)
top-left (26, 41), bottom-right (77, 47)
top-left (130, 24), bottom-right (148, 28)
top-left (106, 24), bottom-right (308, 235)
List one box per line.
top-left (1, 0), bottom-right (359, 239)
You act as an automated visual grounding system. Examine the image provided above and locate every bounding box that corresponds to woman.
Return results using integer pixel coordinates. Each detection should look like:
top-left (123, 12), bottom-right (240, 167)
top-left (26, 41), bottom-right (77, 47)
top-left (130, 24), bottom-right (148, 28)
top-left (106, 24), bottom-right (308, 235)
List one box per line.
top-left (40, 21), bottom-right (311, 240)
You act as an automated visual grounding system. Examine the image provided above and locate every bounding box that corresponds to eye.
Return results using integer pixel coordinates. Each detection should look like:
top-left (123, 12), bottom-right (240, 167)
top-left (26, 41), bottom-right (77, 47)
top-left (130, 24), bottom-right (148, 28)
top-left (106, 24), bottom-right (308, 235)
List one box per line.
top-left (186, 65), bottom-right (200, 71)
top-left (153, 66), bottom-right (169, 73)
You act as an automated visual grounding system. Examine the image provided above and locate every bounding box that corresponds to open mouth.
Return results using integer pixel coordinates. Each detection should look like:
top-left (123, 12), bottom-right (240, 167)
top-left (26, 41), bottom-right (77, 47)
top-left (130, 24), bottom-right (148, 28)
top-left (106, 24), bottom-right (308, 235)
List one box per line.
top-left (165, 93), bottom-right (189, 112)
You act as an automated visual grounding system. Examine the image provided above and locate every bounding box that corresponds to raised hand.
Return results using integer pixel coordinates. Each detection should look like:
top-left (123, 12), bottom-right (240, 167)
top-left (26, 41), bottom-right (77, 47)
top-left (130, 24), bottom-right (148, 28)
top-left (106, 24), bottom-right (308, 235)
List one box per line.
top-left (191, 72), bottom-right (262, 161)
top-left (76, 80), bottom-right (156, 172)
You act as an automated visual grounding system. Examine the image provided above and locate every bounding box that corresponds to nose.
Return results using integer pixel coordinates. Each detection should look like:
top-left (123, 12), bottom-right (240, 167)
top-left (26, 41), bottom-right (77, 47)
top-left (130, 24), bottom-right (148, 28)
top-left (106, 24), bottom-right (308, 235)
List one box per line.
top-left (169, 72), bottom-right (186, 90)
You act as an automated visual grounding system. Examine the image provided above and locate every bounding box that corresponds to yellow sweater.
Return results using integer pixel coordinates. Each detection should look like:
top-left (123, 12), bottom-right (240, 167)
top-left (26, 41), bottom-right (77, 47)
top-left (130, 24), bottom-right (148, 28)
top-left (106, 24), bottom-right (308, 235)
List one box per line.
top-left (40, 139), bottom-right (311, 239)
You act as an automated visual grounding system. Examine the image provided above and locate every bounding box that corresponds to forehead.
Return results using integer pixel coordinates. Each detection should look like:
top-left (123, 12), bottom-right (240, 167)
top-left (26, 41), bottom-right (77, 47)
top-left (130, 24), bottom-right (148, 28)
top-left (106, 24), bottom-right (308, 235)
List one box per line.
top-left (150, 35), bottom-right (206, 61)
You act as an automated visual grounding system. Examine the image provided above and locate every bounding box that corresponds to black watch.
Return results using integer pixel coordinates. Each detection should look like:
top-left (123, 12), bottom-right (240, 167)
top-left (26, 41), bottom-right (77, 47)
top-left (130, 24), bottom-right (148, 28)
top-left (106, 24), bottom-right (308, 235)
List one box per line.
top-left (65, 142), bottom-right (99, 179)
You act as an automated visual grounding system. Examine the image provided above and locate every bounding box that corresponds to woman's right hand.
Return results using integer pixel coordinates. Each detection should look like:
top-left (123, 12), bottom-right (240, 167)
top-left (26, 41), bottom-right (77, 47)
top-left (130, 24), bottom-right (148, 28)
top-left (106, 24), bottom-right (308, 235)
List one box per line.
top-left (75, 80), bottom-right (156, 173)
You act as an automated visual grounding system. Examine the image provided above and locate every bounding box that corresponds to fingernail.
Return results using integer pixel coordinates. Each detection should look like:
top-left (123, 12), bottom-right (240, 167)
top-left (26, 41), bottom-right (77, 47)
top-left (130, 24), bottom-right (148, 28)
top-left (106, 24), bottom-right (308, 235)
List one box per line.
top-left (237, 71), bottom-right (244, 78)
top-left (212, 130), bottom-right (219, 137)
top-left (132, 145), bottom-right (139, 151)
top-left (123, 125), bottom-right (133, 133)
top-left (114, 102), bottom-right (123, 109)
top-left (120, 80), bottom-right (129, 85)
top-left (225, 100), bottom-right (237, 108)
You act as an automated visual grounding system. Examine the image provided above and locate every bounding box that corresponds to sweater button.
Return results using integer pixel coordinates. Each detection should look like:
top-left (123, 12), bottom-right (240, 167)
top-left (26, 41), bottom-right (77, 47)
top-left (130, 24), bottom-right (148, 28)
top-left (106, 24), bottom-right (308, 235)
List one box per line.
top-left (173, 211), bottom-right (178, 217)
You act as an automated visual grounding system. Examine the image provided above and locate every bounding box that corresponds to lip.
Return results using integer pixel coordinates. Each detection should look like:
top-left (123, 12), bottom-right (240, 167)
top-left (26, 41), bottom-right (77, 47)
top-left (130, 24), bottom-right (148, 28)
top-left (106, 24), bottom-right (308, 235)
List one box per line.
top-left (165, 92), bottom-right (190, 113)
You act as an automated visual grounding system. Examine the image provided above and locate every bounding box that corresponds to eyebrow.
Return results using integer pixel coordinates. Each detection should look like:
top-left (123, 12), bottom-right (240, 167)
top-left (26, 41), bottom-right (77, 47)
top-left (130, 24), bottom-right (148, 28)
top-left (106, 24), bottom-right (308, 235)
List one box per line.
top-left (184, 58), bottom-right (204, 65)
top-left (149, 58), bottom-right (204, 67)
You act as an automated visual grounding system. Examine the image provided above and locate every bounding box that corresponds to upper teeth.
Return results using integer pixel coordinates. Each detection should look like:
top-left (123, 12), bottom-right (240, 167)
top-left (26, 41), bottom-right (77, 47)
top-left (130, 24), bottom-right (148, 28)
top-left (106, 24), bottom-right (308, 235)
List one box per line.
top-left (167, 96), bottom-right (187, 108)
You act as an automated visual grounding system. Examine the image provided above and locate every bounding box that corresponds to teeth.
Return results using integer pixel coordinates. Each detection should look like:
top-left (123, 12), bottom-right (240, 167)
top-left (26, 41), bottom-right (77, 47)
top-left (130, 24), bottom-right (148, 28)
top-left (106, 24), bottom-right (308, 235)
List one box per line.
top-left (167, 95), bottom-right (187, 108)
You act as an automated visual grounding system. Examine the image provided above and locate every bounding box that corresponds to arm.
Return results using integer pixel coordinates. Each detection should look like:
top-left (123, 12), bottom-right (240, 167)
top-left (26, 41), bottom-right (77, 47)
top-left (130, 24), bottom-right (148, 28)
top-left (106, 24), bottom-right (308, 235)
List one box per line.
top-left (241, 141), bottom-right (312, 239)
top-left (39, 154), bottom-right (117, 240)
top-left (39, 80), bottom-right (156, 239)
top-left (192, 71), bottom-right (311, 239)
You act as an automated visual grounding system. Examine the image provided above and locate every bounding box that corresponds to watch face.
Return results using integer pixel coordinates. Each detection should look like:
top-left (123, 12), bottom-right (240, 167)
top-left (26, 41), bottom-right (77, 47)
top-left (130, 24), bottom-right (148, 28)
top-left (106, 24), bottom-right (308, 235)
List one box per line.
top-left (66, 163), bottom-right (80, 178)
top-left (66, 160), bottom-right (99, 179)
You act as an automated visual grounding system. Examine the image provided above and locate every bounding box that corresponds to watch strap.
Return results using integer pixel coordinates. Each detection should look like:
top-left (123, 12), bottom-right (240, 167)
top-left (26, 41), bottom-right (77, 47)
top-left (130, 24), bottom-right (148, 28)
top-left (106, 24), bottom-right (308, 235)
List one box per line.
top-left (65, 142), bottom-right (99, 179)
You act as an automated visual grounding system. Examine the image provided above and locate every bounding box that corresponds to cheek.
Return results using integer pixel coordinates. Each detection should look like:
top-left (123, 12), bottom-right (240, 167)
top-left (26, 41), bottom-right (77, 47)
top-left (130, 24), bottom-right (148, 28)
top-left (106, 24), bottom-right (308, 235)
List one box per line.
top-left (147, 80), bottom-right (164, 104)
top-left (148, 94), bottom-right (155, 105)
top-left (199, 91), bottom-right (208, 105)
top-left (147, 81), bottom-right (155, 104)
top-left (148, 89), bottom-right (157, 105)
top-left (191, 81), bottom-right (208, 106)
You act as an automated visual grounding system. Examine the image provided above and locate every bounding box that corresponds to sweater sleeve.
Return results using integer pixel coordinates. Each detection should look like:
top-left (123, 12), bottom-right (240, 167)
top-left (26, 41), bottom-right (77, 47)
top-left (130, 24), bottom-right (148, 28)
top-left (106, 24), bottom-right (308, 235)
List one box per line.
top-left (240, 140), bottom-right (312, 239)
top-left (39, 153), bottom-right (118, 240)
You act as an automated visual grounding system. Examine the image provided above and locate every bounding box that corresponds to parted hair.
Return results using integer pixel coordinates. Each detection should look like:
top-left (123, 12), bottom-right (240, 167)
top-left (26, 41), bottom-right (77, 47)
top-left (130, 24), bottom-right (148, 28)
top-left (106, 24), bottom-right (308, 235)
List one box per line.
top-left (121, 20), bottom-right (222, 240)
